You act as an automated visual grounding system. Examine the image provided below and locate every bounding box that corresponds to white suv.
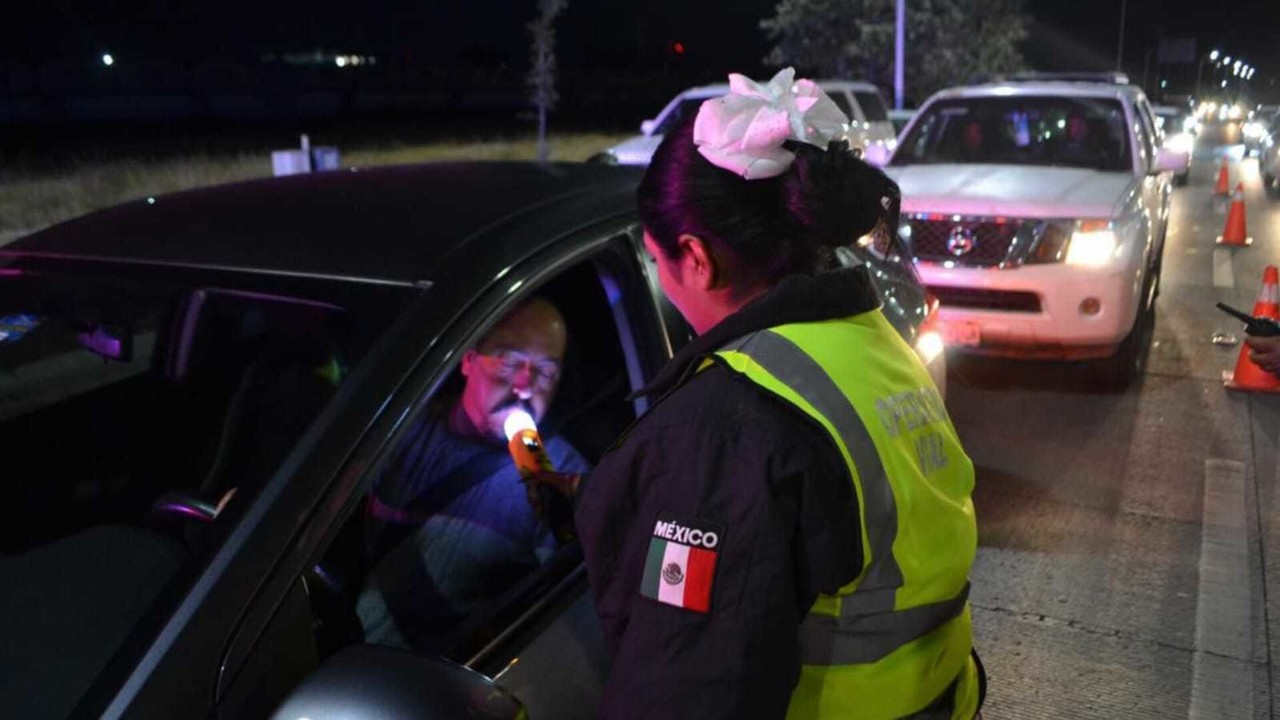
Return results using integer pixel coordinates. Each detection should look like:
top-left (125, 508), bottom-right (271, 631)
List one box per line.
top-left (877, 73), bottom-right (1188, 387)
top-left (595, 80), bottom-right (898, 166)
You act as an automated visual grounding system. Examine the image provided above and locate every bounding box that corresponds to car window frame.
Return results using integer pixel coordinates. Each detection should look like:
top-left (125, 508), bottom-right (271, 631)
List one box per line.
top-left (212, 220), bottom-right (669, 710)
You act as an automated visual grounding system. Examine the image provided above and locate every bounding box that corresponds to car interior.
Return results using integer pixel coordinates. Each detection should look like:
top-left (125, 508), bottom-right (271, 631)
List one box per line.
top-left (0, 267), bottom-right (404, 718)
top-left (302, 256), bottom-right (651, 668)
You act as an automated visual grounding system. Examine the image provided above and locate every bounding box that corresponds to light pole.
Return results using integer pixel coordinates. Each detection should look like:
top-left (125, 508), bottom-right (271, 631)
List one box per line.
top-left (1197, 49), bottom-right (1219, 96)
top-left (1116, 0), bottom-right (1128, 72)
top-left (894, 0), bottom-right (905, 110)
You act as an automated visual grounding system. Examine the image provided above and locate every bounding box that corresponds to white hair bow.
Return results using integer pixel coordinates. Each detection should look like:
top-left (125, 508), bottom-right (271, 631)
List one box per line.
top-left (693, 67), bottom-right (851, 180)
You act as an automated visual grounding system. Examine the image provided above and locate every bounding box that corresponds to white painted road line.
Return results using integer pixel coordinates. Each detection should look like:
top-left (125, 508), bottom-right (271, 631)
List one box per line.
top-left (1213, 248), bottom-right (1236, 290)
top-left (1188, 459), bottom-right (1254, 719)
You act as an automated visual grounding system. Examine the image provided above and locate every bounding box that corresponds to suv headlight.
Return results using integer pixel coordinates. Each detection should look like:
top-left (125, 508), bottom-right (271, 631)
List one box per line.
top-left (1029, 219), bottom-right (1119, 266)
top-left (1065, 220), bottom-right (1119, 266)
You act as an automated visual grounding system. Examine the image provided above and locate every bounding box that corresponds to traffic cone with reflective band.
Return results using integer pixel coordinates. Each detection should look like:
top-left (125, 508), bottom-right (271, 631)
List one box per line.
top-left (1214, 157), bottom-right (1231, 195)
top-left (1224, 265), bottom-right (1280, 393)
top-left (1215, 183), bottom-right (1252, 246)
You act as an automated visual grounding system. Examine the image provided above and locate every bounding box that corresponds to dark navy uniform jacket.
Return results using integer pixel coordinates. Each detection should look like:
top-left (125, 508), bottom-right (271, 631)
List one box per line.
top-left (576, 267), bottom-right (881, 719)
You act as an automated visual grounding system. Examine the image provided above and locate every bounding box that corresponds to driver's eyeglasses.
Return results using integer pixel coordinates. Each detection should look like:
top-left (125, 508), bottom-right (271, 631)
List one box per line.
top-left (478, 349), bottom-right (562, 385)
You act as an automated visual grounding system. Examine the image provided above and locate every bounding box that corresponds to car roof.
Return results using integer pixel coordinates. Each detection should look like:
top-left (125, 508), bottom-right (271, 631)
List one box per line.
top-left (927, 80), bottom-right (1142, 103)
top-left (2, 162), bottom-right (644, 285)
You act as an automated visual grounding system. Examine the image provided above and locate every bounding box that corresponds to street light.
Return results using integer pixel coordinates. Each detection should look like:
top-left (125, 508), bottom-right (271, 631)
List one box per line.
top-left (1116, 0), bottom-right (1128, 72)
top-left (894, 0), bottom-right (905, 110)
top-left (101, 53), bottom-right (114, 67)
top-left (1198, 50), bottom-right (1223, 95)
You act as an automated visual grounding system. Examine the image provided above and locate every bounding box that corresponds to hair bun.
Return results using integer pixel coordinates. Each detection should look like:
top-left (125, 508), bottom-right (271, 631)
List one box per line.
top-left (783, 141), bottom-right (900, 248)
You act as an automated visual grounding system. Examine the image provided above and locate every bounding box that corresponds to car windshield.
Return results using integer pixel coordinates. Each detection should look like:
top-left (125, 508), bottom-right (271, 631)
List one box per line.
top-left (892, 95), bottom-right (1132, 171)
top-left (854, 91), bottom-right (890, 123)
top-left (653, 97), bottom-right (709, 135)
top-left (0, 262), bottom-right (408, 719)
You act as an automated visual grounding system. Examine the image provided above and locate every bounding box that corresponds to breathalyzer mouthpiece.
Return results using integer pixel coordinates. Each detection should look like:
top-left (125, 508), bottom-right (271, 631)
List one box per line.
top-left (503, 409), bottom-right (538, 442)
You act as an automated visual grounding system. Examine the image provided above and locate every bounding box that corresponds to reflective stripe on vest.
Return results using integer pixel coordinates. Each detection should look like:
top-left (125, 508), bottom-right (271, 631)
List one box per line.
top-left (718, 327), bottom-right (967, 664)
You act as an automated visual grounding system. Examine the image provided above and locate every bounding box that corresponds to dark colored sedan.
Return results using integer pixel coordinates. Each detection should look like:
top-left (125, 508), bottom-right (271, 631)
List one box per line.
top-left (0, 162), bottom-right (942, 720)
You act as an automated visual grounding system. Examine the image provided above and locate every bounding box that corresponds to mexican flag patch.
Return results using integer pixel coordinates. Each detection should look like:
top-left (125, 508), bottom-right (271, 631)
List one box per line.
top-left (640, 512), bottom-right (723, 613)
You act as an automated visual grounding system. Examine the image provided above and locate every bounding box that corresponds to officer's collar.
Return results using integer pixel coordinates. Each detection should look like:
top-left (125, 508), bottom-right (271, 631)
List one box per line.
top-left (633, 265), bottom-right (882, 399)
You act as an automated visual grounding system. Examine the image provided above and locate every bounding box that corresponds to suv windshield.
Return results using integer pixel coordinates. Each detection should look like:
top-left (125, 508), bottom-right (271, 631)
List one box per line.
top-left (0, 263), bottom-right (408, 719)
top-left (892, 95), bottom-right (1132, 171)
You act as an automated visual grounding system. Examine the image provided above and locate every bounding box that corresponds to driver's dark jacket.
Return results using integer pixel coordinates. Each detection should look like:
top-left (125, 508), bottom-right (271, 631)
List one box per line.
top-left (576, 266), bottom-right (880, 719)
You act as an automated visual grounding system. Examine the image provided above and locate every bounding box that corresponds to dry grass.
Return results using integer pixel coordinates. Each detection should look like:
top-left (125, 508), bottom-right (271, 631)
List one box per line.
top-left (0, 132), bottom-right (630, 244)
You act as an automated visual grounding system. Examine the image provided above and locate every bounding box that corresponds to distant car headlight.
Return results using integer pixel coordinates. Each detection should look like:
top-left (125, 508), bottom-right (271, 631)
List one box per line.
top-left (1244, 122), bottom-right (1266, 139)
top-left (1166, 132), bottom-right (1194, 155)
top-left (1066, 221), bottom-right (1119, 267)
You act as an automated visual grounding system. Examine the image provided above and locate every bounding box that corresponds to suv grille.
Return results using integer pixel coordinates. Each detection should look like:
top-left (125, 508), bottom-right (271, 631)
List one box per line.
top-left (906, 218), bottom-right (1020, 266)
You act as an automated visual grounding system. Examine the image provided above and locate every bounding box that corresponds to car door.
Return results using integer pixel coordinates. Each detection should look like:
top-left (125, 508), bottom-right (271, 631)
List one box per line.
top-left (211, 224), bottom-right (671, 720)
top-left (1132, 97), bottom-right (1171, 273)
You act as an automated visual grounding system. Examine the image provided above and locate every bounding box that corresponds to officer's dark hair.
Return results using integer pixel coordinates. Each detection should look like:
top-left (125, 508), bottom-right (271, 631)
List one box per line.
top-left (636, 112), bottom-right (902, 292)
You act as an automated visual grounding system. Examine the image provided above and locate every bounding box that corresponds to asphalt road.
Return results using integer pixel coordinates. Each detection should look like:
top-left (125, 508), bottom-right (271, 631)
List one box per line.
top-left (957, 123), bottom-right (1280, 718)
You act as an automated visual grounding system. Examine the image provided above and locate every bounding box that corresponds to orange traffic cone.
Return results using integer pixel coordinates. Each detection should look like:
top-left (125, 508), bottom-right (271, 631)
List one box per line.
top-left (1224, 265), bottom-right (1280, 393)
top-left (1214, 157), bottom-right (1231, 196)
top-left (1215, 183), bottom-right (1253, 246)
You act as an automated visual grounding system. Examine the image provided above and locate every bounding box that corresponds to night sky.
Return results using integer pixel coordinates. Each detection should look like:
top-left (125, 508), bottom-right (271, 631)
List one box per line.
top-left (1, 1), bottom-right (1277, 97)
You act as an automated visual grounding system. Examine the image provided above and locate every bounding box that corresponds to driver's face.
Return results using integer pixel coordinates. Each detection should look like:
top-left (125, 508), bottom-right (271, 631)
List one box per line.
top-left (459, 299), bottom-right (567, 443)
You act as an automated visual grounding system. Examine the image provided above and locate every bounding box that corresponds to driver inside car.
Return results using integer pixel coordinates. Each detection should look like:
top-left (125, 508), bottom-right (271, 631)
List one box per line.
top-left (356, 297), bottom-right (592, 652)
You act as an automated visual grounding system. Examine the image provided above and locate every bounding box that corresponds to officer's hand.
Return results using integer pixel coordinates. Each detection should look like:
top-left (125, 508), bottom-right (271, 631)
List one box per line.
top-left (1246, 334), bottom-right (1280, 375)
top-left (521, 471), bottom-right (582, 517)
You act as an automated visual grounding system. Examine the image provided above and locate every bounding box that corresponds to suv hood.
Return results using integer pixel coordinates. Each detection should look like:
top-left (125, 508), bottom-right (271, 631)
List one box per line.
top-left (605, 134), bottom-right (663, 166)
top-left (884, 164), bottom-right (1135, 218)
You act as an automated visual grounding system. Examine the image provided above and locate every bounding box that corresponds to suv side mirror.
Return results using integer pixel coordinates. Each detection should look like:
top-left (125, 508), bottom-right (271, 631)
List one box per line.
top-left (270, 645), bottom-right (525, 720)
top-left (1153, 147), bottom-right (1189, 174)
top-left (640, 119), bottom-right (657, 135)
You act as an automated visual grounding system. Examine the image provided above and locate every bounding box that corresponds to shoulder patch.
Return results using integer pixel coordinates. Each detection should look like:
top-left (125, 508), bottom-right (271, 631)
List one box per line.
top-left (639, 512), bottom-right (725, 613)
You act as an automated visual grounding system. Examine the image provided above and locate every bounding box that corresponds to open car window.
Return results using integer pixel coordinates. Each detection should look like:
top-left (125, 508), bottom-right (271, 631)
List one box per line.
top-left (0, 265), bottom-right (408, 720)
top-left (300, 248), bottom-right (652, 680)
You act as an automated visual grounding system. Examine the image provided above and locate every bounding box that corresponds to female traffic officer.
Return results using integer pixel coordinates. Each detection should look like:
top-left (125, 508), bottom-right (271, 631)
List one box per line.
top-left (536, 68), bottom-right (981, 719)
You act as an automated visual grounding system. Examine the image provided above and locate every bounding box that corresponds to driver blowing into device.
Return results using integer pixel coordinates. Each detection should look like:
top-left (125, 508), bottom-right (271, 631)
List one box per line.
top-left (356, 297), bottom-right (590, 652)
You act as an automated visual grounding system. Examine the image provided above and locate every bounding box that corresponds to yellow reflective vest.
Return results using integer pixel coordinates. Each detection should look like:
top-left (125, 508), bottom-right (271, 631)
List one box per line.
top-left (712, 309), bottom-right (979, 719)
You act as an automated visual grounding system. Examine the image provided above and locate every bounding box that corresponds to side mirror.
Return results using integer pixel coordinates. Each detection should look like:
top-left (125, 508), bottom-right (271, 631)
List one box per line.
top-left (1153, 147), bottom-right (1189, 174)
top-left (862, 144), bottom-right (893, 168)
top-left (270, 644), bottom-right (525, 720)
top-left (640, 119), bottom-right (657, 135)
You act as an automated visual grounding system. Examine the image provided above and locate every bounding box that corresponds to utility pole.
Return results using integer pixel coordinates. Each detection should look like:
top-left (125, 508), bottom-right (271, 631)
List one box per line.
top-left (1116, 0), bottom-right (1128, 73)
top-left (894, 0), bottom-right (905, 109)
